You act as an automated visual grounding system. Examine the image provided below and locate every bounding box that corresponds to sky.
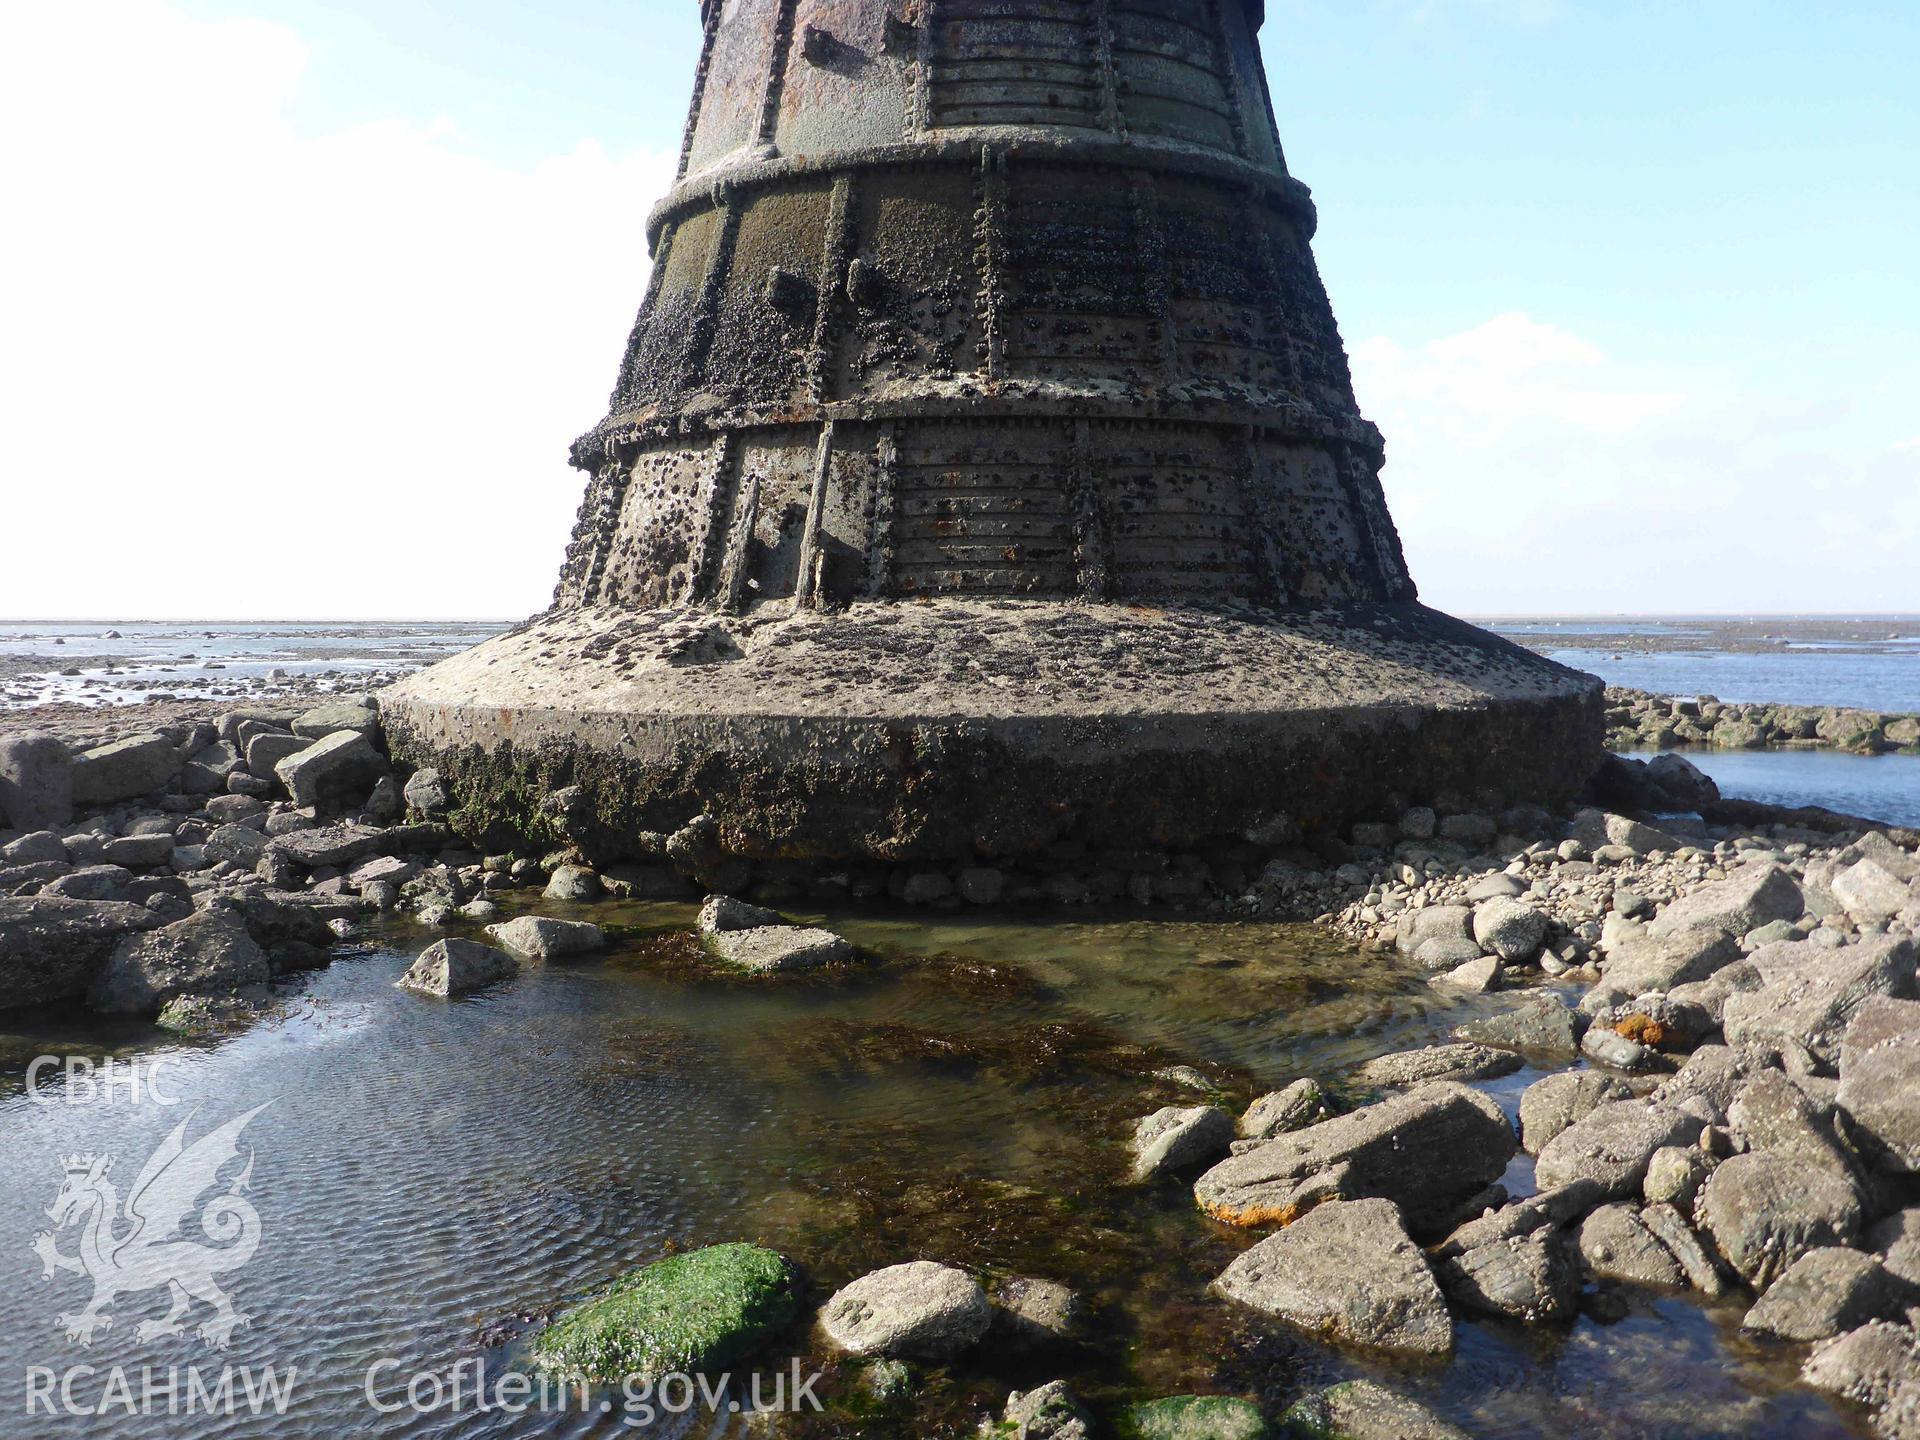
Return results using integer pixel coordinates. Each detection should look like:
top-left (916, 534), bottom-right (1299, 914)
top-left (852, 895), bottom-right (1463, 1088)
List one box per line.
top-left (0, 0), bottom-right (1914, 620)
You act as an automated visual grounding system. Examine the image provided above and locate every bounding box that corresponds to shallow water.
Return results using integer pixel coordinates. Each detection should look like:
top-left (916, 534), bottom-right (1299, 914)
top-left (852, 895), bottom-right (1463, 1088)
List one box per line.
top-left (0, 904), bottom-right (1864, 1438)
top-left (1621, 747), bottom-right (1920, 828)
top-left (1543, 646), bottom-right (1919, 712)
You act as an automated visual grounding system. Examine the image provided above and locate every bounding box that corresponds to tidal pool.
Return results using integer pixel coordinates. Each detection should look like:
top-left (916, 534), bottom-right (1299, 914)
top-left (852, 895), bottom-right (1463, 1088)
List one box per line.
top-left (0, 903), bottom-right (1866, 1438)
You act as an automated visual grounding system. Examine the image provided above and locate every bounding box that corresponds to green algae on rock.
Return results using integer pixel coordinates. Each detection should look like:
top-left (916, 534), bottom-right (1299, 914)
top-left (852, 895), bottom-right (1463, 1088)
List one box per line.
top-left (1280, 1379), bottom-right (1470, 1439)
top-left (1122, 1394), bottom-right (1268, 1440)
top-left (533, 1243), bottom-right (799, 1383)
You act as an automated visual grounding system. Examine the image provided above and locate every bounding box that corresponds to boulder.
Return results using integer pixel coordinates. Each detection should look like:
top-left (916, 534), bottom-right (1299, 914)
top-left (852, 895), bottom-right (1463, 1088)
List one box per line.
top-left (706, 924), bottom-right (852, 972)
top-left (543, 864), bottom-right (602, 901)
top-left (1519, 1071), bottom-right (1631, 1156)
top-left (1697, 1150), bottom-right (1862, 1291)
top-left (1835, 858), bottom-right (1917, 923)
top-left (1130, 1105), bottom-right (1233, 1182)
top-left (1570, 810), bottom-right (1679, 857)
top-left (1576, 1204), bottom-right (1686, 1288)
top-left (485, 915), bottom-right (606, 960)
top-left (0, 896), bottom-right (167, 1007)
top-left (0, 731), bottom-right (72, 830)
top-left (1472, 897), bottom-right (1548, 962)
top-left (818, 1261), bottom-right (990, 1359)
top-left (1350, 1043), bottom-right (1521, 1088)
top-left (100, 834), bottom-right (174, 869)
top-left (402, 766), bottom-right (451, 817)
top-left (1803, 1322), bottom-right (1920, 1409)
top-left (1194, 1082), bottom-right (1514, 1233)
top-left (1640, 1201), bottom-right (1729, 1295)
top-left (995, 1381), bottom-right (1092, 1440)
top-left (1643, 1146), bottom-right (1712, 1217)
top-left (86, 911), bottom-right (271, 1016)
top-left (1841, 998), bottom-right (1920, 1172)
top-left (1533, 1099), bottom-right (1703, 1198)
top-left (1436, 1229), bottom-right (1578, 1324)
top-left (41, 865), bottom-right (135, 901)
top-left (1455, 992), bottom-right (1582, 1058)
top-left (1280, 1380), bottom-right (1467, 1440)
top-left (268, 821), bottom-right (388, 869)
top-left (1742, 1248), bottom-right (1910, 1342)
top-left (3, 829), bottom-right (68, 865)
top-left (276, 730), bottom-right (387, 809)
top-left (990, 1277), bottom-right (1081, 1351)
top-left (69, 733), bottom-right (183, 807)
top-left (1396, 905), bottom-right (1480, 969)
top-left (1723, 937), bottom-right (1917, 1064)
top-left (245, 731), bottom-right (309, 781)
top-left (182, 740), bottom-right (243, 794)
top-left (1211, 1197), bottom-right (1452, 1355)
top-left (1647, 864), bottom-right (1803, 941)
top-left (396, 938), bottom-right (517, 997)
top-left (203, 823), bottom-right (269, 870)
top-left (1603, 926), bottom-right (1741, 997)
top-left (697, 894), bottom-right (781, 934)
top-left (1430, 955), bottom-right (1501, 992)
top-left (534, 1243), bottom-right (799, 1383)
top-left (291, 702), bottom-right (382, 740)
top-left (1240, 1079), bottom-right (1329, 1140)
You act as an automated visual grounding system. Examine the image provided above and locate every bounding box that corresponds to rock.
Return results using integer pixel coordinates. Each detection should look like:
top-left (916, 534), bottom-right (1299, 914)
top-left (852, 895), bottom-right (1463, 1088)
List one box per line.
top-left (901, 871), bottom-right (953, 904)
top-left (996, 1380), bottom-right (1092, 1440)
top-left (1697, 1150), bottom-right (1862, 1291)
top-left (276, 730), bottom-right (387, 809)
top-left (698, 894), bottom-right (781, 934)
top-left (1211, 1197), bottom-right (1452, 1355)
top-left (348, 855), bottom-right (418, 890)
top-left (1195, 1082), bottom-right (1514, 1233)
top-left (1533, 1099), bottom-right (1704, 1198)
top-left (706, 924), bottom-right (852, 972)
top-left (1640, 1201), bottom-right (1729, 1295)
top-left (291, 702), bottom-right (382, 740)
top-left (1836, 859), bottom-right (1918, 923)
top-left (1519, 1071), bottom-right (1631, 1155)
top-left (69, 733), bottom-right (183, 807)
top-left (1123, 1395), bottom-right (1267, 1440)
top-left (1803, 1322), bottom-right (1920, 1408)
top-left (485, 915), bottom-right (606, 960)
top-left (1474, 898), bottom-right (1551, 963)
top-left (362, 774), bottom-right (403, 824)
top-left (1281, 1380), bottom-right (1467, 1440)
top-left (0, 896), bottom-right (168, 1007)
top-left (1576, 1204), bottom-right (1686, 1288)
top-left (818, 1261), bottom-right (990, 1359)
top-left (99, 834), bottom-right (174, 869)
top-left (0, 731), bottom-right (72, 830)
top-left (1130, 1105), bottom-right (1233, 1181)
top-left (598, 863), bottom-right (688, 900)
top-left (86, 911), bottom-right (271, 1016)
top-left (1456, 992), bottom-right (1583, 1058)
top-left (1240, 1079), bottom-right (1330, 1140)
top-left (4, 829), bottom-right (69, 865)
top-left (182, 740), bottom-right (244, 794)
top-left (1643, 1146), bottom-right (1712, 1216)
top-left (402, 766), bottom-right (451, 816)
top-left (543, 864), bottom-right (601, 901)
top-left (245, 731), bottom-right (309, 781)
top-left (956, 867), bottom-right (1005, 905)
top-left (1571, 809), bottom-right (1679, 857)
top-left (41, 865), bottom-right (135, 901)
top-left (1648, 863), bottom-right (1803, 941)
top-left (1466, 872), bottom-right (1525, 901)
top-left (1431, 955), bottom-right (1501, 992)
top-left (1742, 1249), bottom-right (1910, 1342)
top-left (267, 822), bottom-right (388, 869)
top-left (1436, 1229), bottom-right (1578, 1324)
top-left (991, 1277), bottom-right (1081, 1351)
top-left (203, 823), bottom-right (269, 870)
top-left (1841, 998), bottom-right (1920, 1172)
top-left (1604, 926), bottom-right (1741, 997)
top-left (1438, 813), bottom-right (1496, 846)
top-left (533, 1243), bottom-right (799, 1383)
top-left (1723, 936), bottom-right (1917, 1064)
top-left (1349, 1043), bottom-right (1521, 1087)
top-left (204, 794), bottom-right (267, 825)
top-left (396, 938), bottom-right (516, 997)
top-left (1581, 1026), bottom-right (1654, 1071)
top-left (1396, 905), bottom-right (1480, 969)
top-left (156, 991), bottom-right (267, 1035)
top-left (1646, 752), bottom-right (1719, 809)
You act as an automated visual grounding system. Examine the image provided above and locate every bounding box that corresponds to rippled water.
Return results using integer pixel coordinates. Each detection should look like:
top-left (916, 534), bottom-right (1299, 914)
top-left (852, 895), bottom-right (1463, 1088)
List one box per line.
top-left (1621, 747), bottom-right (1920, 828)
top-left (0, 904), bottom-right (1863, 1438)
top-left (1543, 646), bottom-right (1919, 712)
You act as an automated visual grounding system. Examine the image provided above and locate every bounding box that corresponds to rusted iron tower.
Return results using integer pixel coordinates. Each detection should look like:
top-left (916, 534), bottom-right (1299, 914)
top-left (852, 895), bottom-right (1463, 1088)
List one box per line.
top-left (387, 0), bottom-right (1600, 875)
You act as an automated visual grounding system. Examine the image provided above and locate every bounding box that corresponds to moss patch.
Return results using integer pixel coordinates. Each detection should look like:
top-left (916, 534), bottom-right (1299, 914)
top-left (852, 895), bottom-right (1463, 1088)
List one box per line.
top-left (1122, 1394), bottom-right (1268, 1440)
top-left (533, 1243), bottom-right (799, 1383)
